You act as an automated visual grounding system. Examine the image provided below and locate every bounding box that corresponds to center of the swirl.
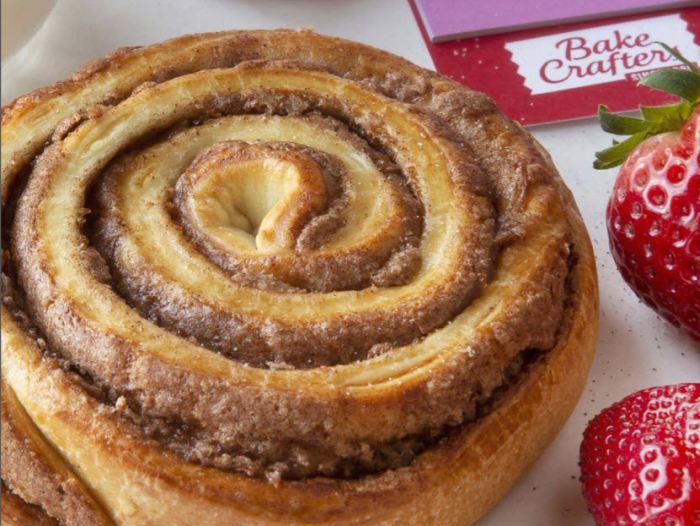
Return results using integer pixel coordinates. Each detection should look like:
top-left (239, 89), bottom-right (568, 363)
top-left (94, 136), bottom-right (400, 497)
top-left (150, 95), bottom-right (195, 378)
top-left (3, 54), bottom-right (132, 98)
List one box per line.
top-left (159, 117), bottom-right (424, 294)
top-left (176, 141), bottom-right (330, 254)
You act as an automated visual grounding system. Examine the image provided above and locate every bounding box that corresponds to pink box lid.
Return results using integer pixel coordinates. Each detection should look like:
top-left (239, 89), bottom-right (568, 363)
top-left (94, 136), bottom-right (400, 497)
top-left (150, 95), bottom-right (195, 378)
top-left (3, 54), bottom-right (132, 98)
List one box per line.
top-left (415, 0), bottom-right (700, 42)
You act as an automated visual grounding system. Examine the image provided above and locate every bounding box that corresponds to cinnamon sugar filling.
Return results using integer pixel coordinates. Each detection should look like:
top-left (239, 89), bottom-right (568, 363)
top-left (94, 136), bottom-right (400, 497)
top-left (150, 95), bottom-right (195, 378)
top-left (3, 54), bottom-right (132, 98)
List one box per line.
top-left (3, 40), bottom-right (572, 489)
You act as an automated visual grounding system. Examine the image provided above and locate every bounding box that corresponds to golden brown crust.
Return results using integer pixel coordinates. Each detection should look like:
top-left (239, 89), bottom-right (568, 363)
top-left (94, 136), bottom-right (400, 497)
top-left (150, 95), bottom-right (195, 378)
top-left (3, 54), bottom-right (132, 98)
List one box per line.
top-left (2, 483), bottom-right (59, 526)
top-left (1, 29), bottom-right (598, 525)
top-left (1, 255), bottom-right (596, 525)
top-left (1, 384), bottom-right (113, 526)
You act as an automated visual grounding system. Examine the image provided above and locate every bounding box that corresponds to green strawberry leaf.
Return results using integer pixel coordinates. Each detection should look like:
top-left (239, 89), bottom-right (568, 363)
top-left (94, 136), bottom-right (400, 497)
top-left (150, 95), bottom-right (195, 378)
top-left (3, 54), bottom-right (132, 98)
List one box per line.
top-left (639, 101), bottom-right (693, 135)
top-left (593, 132), bottom-right (648, 169)
top-left (594, 43), bottom-right (700, 170)
top-left (640, 69), bottom-right (700, 103)
top-left (598, 105), bottom-right (651, 135)
top-left (653, 42), bottom-right (700, 74)
top-left (639, 101), bottom-right (692, 125)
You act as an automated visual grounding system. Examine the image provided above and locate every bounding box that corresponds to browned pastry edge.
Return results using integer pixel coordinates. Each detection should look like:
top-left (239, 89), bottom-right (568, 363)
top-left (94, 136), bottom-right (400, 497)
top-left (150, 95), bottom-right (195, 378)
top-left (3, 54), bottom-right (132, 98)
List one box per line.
top-left (1, 202), bottom-right (596, 525)
top-left (1, 245), bottom-right (597, 525)
top-left (1, 383), bottom-right (113, 526)
top-left (2, 483), bottom-right (59, 526)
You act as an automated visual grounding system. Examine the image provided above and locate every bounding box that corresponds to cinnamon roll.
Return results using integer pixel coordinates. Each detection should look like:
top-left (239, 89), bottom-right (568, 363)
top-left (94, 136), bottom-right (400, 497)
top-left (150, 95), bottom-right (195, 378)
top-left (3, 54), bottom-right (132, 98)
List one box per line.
top-left (1, 29), bottom-right (598, 525)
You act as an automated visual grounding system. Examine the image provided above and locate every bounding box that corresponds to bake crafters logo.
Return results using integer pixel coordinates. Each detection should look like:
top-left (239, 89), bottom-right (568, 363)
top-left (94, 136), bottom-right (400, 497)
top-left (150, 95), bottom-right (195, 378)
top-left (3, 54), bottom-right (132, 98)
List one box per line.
top-left (506, 14), bottom-right (699, 95)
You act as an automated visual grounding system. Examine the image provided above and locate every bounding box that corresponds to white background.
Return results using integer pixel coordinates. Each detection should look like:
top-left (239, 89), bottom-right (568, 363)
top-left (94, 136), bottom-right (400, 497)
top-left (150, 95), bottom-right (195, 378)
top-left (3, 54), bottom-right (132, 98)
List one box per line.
top-left (2, 1), bottom-right (698, 525)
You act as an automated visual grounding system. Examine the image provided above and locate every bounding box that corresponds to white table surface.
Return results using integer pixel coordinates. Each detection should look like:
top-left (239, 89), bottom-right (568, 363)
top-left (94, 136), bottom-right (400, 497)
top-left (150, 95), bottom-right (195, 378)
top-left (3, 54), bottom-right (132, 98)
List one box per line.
top-left (3, 1), bottom-right (698, 524)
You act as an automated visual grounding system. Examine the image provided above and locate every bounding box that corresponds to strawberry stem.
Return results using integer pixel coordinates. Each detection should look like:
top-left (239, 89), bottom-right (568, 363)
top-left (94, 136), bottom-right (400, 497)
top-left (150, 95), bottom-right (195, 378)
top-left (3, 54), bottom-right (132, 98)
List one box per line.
top-left (594, 42), bottom-right (700, 169)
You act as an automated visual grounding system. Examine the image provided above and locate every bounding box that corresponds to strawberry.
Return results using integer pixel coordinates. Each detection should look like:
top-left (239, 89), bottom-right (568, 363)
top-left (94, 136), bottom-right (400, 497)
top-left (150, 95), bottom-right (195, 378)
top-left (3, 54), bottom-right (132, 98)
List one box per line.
top-left (580, 384), bottom-right (700, 525)
top-left (595, 44), bottom-right (700, 340)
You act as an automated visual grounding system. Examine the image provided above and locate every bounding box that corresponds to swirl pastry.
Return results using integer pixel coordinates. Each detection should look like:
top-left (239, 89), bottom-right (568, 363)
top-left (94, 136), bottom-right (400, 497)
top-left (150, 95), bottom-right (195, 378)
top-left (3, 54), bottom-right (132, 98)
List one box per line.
top-left (1, 30), bottom-right (598, 525)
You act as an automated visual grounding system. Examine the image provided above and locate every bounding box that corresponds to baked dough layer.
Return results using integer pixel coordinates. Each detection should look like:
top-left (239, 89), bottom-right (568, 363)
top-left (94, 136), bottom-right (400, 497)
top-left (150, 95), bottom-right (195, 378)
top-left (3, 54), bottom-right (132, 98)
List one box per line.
top-left (1, 29), bottom-right (598, 525)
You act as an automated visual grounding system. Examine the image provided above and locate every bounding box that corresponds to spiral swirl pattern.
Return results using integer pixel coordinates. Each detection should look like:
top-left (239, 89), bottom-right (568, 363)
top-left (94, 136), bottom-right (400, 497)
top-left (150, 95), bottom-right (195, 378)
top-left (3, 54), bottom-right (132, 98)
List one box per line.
top-left (1, 30), bottom-right (597, 526)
